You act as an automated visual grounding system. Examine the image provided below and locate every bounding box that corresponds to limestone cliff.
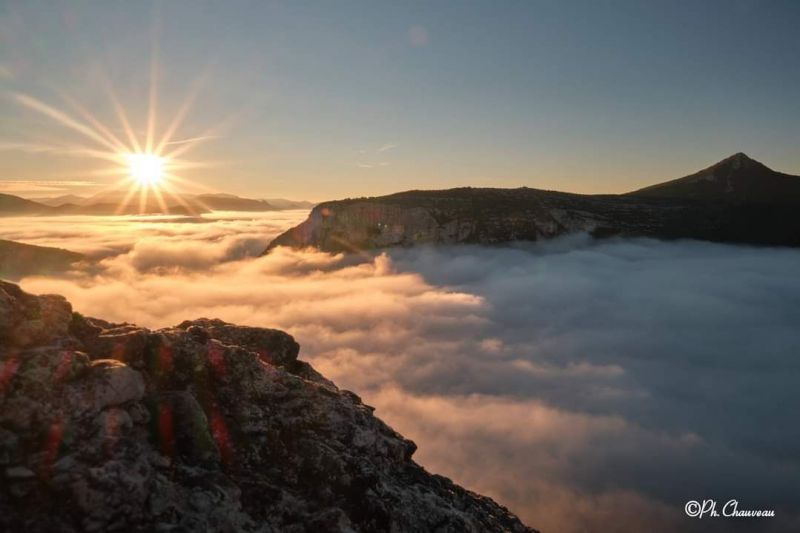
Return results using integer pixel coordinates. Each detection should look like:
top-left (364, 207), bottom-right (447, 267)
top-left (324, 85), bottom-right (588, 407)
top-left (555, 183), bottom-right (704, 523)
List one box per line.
top-left (266, 154), bottom-right (800, 253)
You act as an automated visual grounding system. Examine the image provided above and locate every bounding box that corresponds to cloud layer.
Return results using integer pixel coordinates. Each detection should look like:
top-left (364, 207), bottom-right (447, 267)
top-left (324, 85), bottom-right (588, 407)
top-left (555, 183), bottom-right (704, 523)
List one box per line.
top-left (0, 210), bottom-right (306, 259)
top-left (4, 213), bottom-right (799, 532)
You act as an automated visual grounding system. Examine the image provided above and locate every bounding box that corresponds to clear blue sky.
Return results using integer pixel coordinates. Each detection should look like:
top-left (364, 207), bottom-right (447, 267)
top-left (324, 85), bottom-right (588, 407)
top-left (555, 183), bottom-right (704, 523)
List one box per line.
top-left (0, 0), bottom-right (798, 200)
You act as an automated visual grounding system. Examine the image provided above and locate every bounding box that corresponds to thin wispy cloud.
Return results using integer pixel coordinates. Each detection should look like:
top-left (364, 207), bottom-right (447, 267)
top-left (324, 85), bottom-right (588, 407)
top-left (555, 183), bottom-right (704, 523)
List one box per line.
top-left (0, 179), bottom-right (97, 193)
top-left (354, 143), bottom-right (396, 168)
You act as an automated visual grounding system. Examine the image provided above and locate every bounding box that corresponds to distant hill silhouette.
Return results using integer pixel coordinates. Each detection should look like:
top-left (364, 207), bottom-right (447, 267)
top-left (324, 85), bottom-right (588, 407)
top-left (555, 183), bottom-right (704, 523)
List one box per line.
top-left (268, 153), bottom-right (800, 252)
top-left (0, 194), bottom-right (49, 215)
top-left (628, 152), bottom-right (800, 204)
top-left (2, 191), bottom-right (313, 216)
top-left (0, 239), bottom-right (84, 280)
top-left (30, 194), bottom-right (87, 207)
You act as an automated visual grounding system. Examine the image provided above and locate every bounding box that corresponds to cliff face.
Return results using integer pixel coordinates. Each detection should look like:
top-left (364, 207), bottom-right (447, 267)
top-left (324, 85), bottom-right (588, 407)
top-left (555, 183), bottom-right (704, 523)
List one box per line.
top-left (265, 189), bottom-right (618, 252)
top-left (0, 281), bottom-right (535, 533)
top-left (266, 154), bottom-right (800, 253)
top-left (266, 188), bottom-right (800, 254)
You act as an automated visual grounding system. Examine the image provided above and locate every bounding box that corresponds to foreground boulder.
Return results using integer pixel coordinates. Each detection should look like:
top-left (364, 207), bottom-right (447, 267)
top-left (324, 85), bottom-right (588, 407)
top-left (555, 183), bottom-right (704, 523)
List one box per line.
top-left (0, 281), bottom-right (535, 532)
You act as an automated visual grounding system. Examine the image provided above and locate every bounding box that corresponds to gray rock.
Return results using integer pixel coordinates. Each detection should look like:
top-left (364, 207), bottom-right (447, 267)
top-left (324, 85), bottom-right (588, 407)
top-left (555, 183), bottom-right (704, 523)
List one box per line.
top-left (0, 283), bottom-right (536, 532)
top-left (84, 360), bottom-right (146, 409)
top-left (5, 466), bottom-right (34, 479)
top-left (0, 281), bottom-right (72, 349)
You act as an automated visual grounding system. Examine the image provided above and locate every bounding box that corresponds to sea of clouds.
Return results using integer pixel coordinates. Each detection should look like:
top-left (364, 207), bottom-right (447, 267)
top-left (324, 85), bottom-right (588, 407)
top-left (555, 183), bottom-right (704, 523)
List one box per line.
top-left (4, 211), bottom-right (800, 532)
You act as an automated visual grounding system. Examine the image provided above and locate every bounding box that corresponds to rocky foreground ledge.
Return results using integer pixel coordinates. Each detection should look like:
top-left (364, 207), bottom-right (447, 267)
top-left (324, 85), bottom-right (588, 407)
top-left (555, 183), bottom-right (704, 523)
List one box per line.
top-left (0, 281), bottom-right (535, 532)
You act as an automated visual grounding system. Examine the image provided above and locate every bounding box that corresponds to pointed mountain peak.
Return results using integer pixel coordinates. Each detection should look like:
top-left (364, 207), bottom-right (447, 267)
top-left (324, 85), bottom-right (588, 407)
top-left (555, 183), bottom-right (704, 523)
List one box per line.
top-left (709, 152), bottom-right (758, 169)
top-left (628, 152), bottom-right (799, 202)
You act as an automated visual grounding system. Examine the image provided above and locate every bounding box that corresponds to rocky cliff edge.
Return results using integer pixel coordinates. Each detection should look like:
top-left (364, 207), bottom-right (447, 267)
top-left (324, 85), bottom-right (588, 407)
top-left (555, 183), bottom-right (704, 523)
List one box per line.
top-left (0, 281), bottom-right (535, 532)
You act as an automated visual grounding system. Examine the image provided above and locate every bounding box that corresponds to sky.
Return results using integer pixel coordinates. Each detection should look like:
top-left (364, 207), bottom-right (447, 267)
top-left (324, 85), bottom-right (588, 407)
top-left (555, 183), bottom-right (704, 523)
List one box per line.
top-left (0, 0), bottom-right (799, 200)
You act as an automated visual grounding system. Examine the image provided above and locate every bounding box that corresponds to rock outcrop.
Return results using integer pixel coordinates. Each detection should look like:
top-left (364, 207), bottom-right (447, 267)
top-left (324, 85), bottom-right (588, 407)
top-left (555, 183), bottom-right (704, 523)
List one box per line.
top-left (0, 281), bottom-right (535, 533)
top-left (266, 153), bottom-right (800, 253)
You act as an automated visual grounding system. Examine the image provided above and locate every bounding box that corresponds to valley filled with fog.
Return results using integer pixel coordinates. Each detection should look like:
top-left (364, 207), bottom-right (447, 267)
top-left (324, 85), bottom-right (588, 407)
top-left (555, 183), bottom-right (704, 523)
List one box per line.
top-left (4, 211), bottom-right (799, 533)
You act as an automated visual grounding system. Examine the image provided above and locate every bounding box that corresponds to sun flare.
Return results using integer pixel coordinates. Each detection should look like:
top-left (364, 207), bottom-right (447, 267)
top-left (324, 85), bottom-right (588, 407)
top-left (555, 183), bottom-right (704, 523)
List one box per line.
top-left (126, 153), bottom-right (166, 187)
top-left (8, 67), bottom-right (220, 214)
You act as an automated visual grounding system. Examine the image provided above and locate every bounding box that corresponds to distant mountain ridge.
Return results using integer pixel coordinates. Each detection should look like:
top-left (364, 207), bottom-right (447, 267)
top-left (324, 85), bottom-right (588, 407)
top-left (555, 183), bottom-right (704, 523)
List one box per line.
top-left (0, 194), bottom-right (48, 214)
top-left (0, 191), bottom-right (314, 216)
top-left (32, 194), bottom-right (86, 206)
top-left (0, 193), bottom-right (204, 216)
top-left (267, 153), bottom-right (800, 252)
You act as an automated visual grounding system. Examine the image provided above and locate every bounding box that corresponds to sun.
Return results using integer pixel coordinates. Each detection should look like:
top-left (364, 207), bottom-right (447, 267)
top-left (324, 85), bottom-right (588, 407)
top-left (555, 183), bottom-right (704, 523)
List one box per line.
top-left (9, 67), bottom-right (219, 214)
top-left (125, 153), bottom-right (166, 187)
